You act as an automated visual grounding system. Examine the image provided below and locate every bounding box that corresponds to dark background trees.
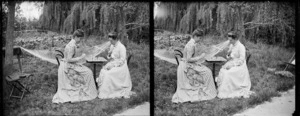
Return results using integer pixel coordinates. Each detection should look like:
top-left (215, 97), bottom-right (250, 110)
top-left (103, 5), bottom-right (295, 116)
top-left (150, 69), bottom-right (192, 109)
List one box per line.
top-left (38, 2), bottom-right (149, 44)
top-left (155, 2), bottom-right (295, 47)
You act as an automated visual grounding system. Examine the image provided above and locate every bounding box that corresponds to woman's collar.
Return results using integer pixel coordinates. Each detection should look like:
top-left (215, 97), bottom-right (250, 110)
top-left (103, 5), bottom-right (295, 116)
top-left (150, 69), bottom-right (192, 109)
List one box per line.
top-left (113, 40), bottom-right (120, 47)
top-left (70, 39), bottom-right (76, 44)
top-left (69, 39), bottom-right (78, 47)
top-left (190, 38), bottom-right (195, 44)
top-left (232, 40), bottom-right (240, 46)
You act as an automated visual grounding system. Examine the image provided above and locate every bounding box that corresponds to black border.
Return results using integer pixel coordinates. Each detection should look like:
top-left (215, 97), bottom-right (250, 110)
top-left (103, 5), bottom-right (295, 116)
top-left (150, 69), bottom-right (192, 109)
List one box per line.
top-left (1, 0), bottom-right (299, 116)
top-left (149, 1), bottom-right (155, 116)
top-left (295, 0), bottom-right (299, 116)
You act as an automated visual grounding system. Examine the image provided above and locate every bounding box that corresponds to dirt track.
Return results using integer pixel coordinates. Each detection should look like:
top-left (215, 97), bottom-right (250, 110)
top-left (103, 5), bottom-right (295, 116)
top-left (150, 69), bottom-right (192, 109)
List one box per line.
top-left (114, 102), bottom-right (150, 116)
top-left (234, 86), bottom-right (295, 116)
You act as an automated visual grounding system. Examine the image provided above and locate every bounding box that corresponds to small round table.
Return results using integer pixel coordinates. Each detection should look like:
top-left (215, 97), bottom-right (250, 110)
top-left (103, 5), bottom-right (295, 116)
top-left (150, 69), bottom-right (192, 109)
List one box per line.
top-left (205, 57), bottom-right (226, 87)
top-left (86, 57), bottom-right (107, 86)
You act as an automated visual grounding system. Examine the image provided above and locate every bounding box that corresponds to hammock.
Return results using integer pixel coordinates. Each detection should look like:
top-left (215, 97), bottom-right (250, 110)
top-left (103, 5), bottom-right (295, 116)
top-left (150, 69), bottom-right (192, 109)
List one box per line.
top-left (154, 40), bottom-right (230, 64)
top-left (154, 49), bottom-right (178, 64)
top-left (19, 41), bottom-right (111, 65)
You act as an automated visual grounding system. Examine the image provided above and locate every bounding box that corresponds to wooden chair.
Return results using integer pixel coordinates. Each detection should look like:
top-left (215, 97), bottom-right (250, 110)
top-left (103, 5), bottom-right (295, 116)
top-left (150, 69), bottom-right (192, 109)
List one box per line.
top-left (246, 48), bottom-right (251, 65)
top-left (55, 50), bottom-right (64, 66)
top-left (3, 47), bottom-right (32, 100)
top-left (6, 73), bottom-right (32, 100)
top-left (127, 54), bottom-right (133, 65)
top-left (173, 49), bottom-right (183, 92)
top-left (284, 53), bottom-right (295, 71)
top-left (54, 50), bottom-right (64, 92)
top-left (174, 49), bottom-right (183, 65)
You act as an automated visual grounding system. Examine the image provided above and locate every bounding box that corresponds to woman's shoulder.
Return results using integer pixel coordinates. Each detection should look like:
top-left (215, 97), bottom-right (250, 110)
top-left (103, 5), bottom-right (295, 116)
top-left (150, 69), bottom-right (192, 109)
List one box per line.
top-left (118, 41), bottom-right (126, 49)
top-left (185, 40), bottom-right (195, 48)
top-left (66, 43), bottom-right (75, 49)
top-left (238, 41), bottom-right (245, 47)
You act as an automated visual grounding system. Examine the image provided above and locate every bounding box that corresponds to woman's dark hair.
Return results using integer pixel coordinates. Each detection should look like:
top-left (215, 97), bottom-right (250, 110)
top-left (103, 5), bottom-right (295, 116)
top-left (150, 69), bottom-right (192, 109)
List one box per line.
top-left (192, 28), bottom-right (204, 37)
top-left (227, 31), bottom-right (238, 40)
top-left (73, 29), bottom-right (84, 38)
top-left (108, 31), bottom-right (118, 40)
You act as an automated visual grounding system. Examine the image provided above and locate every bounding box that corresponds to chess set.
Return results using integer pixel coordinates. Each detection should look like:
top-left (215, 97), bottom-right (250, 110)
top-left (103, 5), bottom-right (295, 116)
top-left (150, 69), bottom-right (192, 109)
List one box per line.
top-left (206, 56), bottom-right (226, 62)
top-left (86, 56), bottom-right (107, 62)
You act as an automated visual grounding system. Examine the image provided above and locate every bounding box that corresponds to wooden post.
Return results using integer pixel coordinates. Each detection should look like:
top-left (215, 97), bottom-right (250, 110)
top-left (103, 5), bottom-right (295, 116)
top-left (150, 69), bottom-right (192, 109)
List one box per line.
top-left (17, 54), bottom-right (22, 73)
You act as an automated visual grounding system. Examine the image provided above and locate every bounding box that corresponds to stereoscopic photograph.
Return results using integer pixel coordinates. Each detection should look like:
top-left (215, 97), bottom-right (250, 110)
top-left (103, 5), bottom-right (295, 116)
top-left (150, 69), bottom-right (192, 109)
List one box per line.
top-left (1, 0), bottom-right (298, 116)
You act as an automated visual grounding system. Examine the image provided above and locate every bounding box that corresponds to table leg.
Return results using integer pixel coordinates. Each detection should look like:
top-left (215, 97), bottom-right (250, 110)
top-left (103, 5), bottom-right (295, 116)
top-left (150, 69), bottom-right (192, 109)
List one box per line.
top-left (93, 64), bottom-right (96, 80)
top-left (17, 55), bottom-right (22, 73)
top-left (213, 63), bottom-right (217, 88)
top-left (212, 63), bottom-right (215, 79)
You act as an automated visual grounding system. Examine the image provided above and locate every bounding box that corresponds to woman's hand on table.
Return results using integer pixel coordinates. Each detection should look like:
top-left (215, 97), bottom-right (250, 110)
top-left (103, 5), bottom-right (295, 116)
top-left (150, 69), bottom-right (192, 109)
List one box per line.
top-left (225, 64), bottom-right (234, 70)
top-left (226, 56), bottom-right (233, 61)
top-left (105, 64), bottom-right (114, 70)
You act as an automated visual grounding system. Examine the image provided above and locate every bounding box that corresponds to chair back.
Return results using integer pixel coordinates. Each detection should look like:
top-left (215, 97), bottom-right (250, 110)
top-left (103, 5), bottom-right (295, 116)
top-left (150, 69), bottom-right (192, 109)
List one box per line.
top-left (55, 50), bottom-right (64, 66)
top-left (127, 54), bottom-right (133, 64)
top-left (174, 49), bottom-right (183, 65)
top-left (246, 48), bottom-right (251, 65)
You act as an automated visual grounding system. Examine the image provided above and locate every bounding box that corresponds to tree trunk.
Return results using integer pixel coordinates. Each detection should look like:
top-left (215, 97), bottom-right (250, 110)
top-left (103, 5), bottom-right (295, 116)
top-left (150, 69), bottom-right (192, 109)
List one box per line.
top-left (236, 5), bottom-right (246, 45)
top-left (3, 1), bottom-right (16, 96)
top-left (119, 6), bottom-right (128, 47)
top-left (211, 3), bottom-right (218, 34)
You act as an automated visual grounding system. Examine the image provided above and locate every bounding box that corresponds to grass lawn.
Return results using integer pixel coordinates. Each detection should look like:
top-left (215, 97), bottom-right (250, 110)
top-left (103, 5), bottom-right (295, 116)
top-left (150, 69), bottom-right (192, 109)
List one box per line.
top-left (154, 32), bottom-right (295, 116)
top-left (3, 32), bottom-right (149, 115)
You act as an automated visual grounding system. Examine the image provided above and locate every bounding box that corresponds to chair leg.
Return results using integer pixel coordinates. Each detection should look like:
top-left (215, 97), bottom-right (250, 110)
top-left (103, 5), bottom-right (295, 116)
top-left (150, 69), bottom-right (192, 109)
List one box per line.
top-left (8, 80), bottom-right (30, 100)
top-left (16, 81), bottom-right (30, 93)
top-left (284, 65), bottom-right (289, 71)
top-left (20, 91), bottom-right (25, 100)
top-left (9, 86), bottom-right (15, 99)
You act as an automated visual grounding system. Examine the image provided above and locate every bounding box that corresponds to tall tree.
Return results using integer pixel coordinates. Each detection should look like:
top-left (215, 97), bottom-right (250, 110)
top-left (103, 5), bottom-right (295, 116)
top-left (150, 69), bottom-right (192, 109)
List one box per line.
top-left (3, 1), bottom-right (16, 95)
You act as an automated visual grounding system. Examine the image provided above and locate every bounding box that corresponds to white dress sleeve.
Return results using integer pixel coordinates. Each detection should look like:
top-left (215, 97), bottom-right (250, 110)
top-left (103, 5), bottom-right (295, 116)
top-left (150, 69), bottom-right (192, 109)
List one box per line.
top-left (226, 44), bottom-right (233, 59)
top-left (185, 42), bottom-right (195, 63)
top-left (233, 44), bottom-right (245, 66)
top-left (65, 45), bottom-right (75, 61)
top-left (108, 43), bottom-right (126, 68)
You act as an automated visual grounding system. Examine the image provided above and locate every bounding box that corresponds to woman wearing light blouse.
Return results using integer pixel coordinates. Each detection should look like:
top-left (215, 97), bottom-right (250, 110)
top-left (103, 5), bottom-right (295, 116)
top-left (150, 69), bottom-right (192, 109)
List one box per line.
top-left (172, 29), bottom-right (217, 103)
top-left (96, 32), bottom-right (133, 99)
top-left (52, 29), bottom-right (97, 103)
top-left (215, 31), bottom-right (253, 98)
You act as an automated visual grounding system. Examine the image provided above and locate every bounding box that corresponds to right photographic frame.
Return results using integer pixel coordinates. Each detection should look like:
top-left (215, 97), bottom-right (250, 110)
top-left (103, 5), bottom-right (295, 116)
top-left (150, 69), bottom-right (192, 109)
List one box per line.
top-left (154, 1), bottom-right (296, 116)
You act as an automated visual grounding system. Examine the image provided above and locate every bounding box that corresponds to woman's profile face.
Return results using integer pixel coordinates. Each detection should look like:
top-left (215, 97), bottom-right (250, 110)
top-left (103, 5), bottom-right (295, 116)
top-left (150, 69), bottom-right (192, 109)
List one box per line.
top-left (194, 36), bottom-right (201, 43)
top-left (74, 36), bottom-right (81, 43)
top-left (228, 37), bottom-right (237, 44)
top-left (109, 37), bottom-right (117, 45)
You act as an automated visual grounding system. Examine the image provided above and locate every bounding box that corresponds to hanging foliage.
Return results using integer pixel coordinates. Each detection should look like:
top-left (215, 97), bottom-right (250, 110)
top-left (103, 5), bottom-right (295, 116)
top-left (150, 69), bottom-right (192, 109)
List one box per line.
top-left (155, 2), bottom-right (295, 47)
top-left (39, 2), bottom-right (149, 43)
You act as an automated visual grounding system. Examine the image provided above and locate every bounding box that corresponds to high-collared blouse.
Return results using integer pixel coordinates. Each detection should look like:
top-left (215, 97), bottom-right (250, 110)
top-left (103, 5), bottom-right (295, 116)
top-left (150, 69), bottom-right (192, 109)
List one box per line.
top-left (64, 39), bottom-right (77, 60)
top-left (183, 38), bottom-right (196, 61)
top-left (107, 41), bottom-right (127, 67)
top-left (227, 40), bottom-right (246, 67)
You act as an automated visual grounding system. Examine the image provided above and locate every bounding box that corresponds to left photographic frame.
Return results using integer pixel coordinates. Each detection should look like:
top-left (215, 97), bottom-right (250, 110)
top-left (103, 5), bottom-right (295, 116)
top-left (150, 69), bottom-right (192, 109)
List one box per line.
top-left (2, 1), bottom-right (150, 116)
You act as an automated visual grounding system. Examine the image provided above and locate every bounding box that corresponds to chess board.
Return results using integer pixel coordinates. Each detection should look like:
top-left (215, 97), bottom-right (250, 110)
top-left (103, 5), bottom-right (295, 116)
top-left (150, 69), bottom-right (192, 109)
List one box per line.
top-left (206, 56), bottom-right (226, 62)
top-left (86, 57), bottom-right (107, 62)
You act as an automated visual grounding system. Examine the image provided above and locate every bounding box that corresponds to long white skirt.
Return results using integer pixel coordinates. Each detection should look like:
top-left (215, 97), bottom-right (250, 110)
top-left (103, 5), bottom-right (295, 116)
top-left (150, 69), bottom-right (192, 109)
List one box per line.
top-left (52, 61), bottom-right (98, 103)
top-left (216, 61), bottom-right (253, 98)
top-left (172, 61), bottom-right (217, 103)
top-left (97, 62), bottom-right (133, 99)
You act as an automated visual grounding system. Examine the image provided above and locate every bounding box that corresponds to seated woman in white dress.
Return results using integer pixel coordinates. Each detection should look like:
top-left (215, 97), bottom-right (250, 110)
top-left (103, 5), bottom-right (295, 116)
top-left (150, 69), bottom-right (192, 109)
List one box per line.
top-left (52, 29), bottom-right (97, 103)
top-left (215, 31), bottom-right (253, 98)
top-left (96, 32), bottom-right (133, 99)
top-left (172, 29), bottom-right (217, 103)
